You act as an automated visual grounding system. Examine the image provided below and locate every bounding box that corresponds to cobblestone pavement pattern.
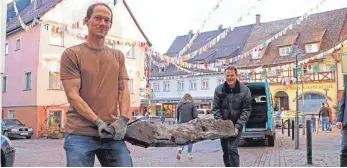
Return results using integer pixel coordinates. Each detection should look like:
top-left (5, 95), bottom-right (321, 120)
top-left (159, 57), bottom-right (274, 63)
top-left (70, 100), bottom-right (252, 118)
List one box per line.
top-left (11, 128), bottom-right (341, 167)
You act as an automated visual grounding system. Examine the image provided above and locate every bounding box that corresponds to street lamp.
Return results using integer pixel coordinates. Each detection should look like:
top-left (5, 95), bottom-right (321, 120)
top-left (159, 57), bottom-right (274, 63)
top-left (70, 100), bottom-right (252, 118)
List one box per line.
top-left (291, 44), bottom-right (305, 150)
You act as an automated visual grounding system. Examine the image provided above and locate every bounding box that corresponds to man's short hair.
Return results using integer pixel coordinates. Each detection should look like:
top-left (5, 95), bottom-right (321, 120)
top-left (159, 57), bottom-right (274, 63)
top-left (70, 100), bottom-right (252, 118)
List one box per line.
top-left (224, 66), bottom-right (238, 74)
top-left (86, 3), bottom-right (113, 24)
top-left (322, 102), bottom-right (325, 105)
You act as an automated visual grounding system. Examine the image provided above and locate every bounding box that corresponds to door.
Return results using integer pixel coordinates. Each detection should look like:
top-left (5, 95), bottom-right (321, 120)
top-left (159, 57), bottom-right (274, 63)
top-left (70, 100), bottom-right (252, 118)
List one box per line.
top-left (275, 91), bottom-right (289, 110)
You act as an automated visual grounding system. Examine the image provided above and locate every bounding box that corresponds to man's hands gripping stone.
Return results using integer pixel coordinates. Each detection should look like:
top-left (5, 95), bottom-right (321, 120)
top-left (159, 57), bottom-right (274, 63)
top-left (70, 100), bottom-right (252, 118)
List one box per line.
top-left (108, 116), bottom-right (129, 140)
top-left (94, 118), bottom-right (114, 139)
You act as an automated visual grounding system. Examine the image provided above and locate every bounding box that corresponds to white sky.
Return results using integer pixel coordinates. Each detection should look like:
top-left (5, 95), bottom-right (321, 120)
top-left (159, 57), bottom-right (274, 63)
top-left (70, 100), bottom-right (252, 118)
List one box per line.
top-left (126, 0), bottom-right (347, 53)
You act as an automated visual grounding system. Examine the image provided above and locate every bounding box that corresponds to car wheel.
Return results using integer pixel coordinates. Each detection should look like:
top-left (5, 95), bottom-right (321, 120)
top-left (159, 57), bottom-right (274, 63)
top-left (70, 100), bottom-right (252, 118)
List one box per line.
top-left (26, 136), bottom-right (31, 139)
top-left (267, 134), bottom-right (275, 147)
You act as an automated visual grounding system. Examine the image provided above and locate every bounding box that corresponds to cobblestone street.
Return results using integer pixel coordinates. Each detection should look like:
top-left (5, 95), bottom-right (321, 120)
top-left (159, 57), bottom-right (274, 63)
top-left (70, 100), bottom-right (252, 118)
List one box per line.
top-left (11, 128), bottom-right (341, 167)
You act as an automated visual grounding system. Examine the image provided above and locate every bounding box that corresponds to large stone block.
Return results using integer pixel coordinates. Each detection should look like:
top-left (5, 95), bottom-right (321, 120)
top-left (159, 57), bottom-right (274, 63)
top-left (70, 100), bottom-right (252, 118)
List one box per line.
top-left (125, 118), bottom-right (235, 148)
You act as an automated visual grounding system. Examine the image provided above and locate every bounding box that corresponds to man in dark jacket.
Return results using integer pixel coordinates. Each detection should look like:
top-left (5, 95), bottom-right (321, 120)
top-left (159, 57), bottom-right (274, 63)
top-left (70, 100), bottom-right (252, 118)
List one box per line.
top-left (337, 82), bottom-right (347, 166)
top-left (318, 103), bottom-right (330, 131)
top-left (212, 66), bottom-right (252, 167)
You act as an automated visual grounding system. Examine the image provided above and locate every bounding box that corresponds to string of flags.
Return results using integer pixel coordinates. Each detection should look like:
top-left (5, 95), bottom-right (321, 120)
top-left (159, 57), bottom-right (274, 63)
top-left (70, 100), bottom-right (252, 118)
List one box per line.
top-left (150, 37), bottom-right (344, 80)
top-left (12, 0), bottom-right (146, 48)
top-left (41, 22), bottom-right (147, 47)
top-left (150, 0), bottom-right (330, 72)
top-left (13, 0), bottom-right (41, 31)
top-left (172, 0), bottom-right (266, 64)
top-left (146, 0), bottom-right (266, 74)
top-left (175, 0), bottom-right (225, 58)
top-left (299, 38), bottom-right (347, 64)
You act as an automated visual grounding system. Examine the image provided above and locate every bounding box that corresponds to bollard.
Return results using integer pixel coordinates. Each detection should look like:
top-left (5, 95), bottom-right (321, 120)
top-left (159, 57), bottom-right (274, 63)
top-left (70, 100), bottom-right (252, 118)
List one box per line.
top-left (306, 120), bottom-right (313, 164)
top-left (292, 120), bottom-right (295, 141)
top-left (288, 119), bottom-right (291, 137)
top-left (302, 115), bottom-right (305, 135)
top-left (282, 119), bottom-right (284, 134)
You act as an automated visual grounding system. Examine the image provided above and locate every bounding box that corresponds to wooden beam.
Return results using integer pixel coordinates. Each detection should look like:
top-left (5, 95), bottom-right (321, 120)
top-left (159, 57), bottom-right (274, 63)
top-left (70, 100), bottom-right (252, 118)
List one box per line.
top-left (124, 118), bottom-right (235, 148)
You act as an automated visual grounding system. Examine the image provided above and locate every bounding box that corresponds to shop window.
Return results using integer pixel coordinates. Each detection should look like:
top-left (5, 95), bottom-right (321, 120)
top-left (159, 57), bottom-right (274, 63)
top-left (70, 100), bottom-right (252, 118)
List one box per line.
top-left (48, 110), bottom-right (62, 128)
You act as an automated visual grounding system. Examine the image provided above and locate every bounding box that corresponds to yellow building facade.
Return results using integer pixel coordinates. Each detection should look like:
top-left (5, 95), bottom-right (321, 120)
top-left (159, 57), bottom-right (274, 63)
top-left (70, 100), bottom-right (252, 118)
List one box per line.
top-left (270, 82), bottom-right (337, 115)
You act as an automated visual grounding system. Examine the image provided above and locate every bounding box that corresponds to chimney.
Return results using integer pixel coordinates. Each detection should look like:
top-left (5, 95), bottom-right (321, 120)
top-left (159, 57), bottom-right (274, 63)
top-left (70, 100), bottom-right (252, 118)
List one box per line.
top-left (218, 24), bottom-right (223, 31)
top-left (256, 14), bottom-right (261, 26)
top-left (188, 30), bottom-right (193, 39)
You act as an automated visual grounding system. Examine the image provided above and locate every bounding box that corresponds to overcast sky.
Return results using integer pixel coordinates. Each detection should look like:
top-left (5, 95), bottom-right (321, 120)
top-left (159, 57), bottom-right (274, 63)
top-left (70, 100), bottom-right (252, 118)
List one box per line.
top-left (126, 0), bottom-right (347, 53)
top-left (7, 0), bottom-right (347, 53)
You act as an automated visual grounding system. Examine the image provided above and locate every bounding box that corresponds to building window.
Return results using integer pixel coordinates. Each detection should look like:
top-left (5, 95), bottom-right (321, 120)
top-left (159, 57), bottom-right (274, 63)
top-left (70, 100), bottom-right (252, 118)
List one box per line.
top-left (279, 46), bottom-right (291, 56)
top-left (202, 79), bottom-right (209, 90)
top-left (49, 72), bottom-right (63, 90)
top-left (16, 39), bottom-right (20, 50)
top-left (50, 31), bottom-right (64, 46)
top-left (164, 81), bottom-right (170, 92)
top-left (305, 43), bottom-right (318, 53)
top-left (217, 78), bottom-right (224, 85)
top-left (2, 76), bottom-right (7, 93)
top-left (189, 80), bottom-right (197, 90)
top-left (5, 42), bottom-right (8, 55)
top-left (252, 50), bottom-right (261, 59)
top-left (178, 81), bottom-right (184, 91)
top-left (303, 65), bottom-right (312, 73)
top-left (269, 69), bottom-right (280, 76)
top-left (153, 83), bottom-right (159, 92)
top-left (24, 71), bottom-right (32, 90)
top-left (8, 110), bottom-right (15, 119)
top-left (129, 79), bottom-right (134, 93)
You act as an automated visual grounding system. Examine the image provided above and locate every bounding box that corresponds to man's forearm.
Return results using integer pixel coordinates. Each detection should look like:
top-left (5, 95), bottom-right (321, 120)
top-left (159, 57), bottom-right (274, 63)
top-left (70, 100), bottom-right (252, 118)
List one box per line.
top-left (67, 92), bottom-right (98, 122)
top-left (118, 80), bottom-right (130, 117)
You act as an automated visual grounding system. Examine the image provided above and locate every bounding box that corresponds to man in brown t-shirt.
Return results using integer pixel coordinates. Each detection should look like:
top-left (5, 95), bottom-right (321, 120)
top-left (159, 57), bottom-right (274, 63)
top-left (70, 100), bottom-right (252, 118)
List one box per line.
top-left (60, 3), bottom-right (132, 167)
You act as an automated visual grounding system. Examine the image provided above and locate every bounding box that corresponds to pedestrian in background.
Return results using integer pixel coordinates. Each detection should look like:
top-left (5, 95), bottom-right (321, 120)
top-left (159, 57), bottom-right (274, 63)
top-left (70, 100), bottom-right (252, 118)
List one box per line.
top-left (337, 82), bottom-right (347, 166)
top-left (326, 103), bottom-right (333, 131)
top-left (319, 103), bottom-right (330, 131)
top-left (211, 66), bottom-right (252, 167)
top-left (311, 115), bottom-right (317, 132)
top-left (176, 94), bottom-right (198, 161)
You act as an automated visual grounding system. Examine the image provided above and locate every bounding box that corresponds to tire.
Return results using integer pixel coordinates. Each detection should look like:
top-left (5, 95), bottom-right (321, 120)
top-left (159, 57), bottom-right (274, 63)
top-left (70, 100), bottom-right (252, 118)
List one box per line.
top-left (26, 136), bottom-right (31, 139)
top-left (267, 134), bottom-right (275, 147)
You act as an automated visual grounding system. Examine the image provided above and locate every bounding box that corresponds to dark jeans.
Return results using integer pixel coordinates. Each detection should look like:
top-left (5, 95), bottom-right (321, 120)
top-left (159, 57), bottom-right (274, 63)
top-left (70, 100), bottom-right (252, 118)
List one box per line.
top-left (341, 126), bottom-right (347, 166)
top-left (220, 131), bottom-right (242, 167)
top-left (64, 133), bottom-right (133, 167)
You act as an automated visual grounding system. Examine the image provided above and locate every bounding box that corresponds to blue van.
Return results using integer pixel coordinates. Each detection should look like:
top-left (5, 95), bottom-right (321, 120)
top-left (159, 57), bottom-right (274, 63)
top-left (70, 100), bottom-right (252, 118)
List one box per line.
top-left (241, 81), bottom-right (275, 146)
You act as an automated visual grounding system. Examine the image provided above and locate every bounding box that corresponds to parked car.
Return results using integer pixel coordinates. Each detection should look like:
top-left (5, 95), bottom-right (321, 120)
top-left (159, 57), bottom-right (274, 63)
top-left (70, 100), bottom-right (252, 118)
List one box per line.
top-left (197, 108), bottom-right (213, 119)
top-left (1, 119), bottom-right (34, 139)
top-left (274, 111), bottom-right (282, 127)
top-left (280, 110), bottom-right (305, 128)
top-left (241, 81), bottom-right (276, 146)
top-left (1, 135), bottom-right (15, 167)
